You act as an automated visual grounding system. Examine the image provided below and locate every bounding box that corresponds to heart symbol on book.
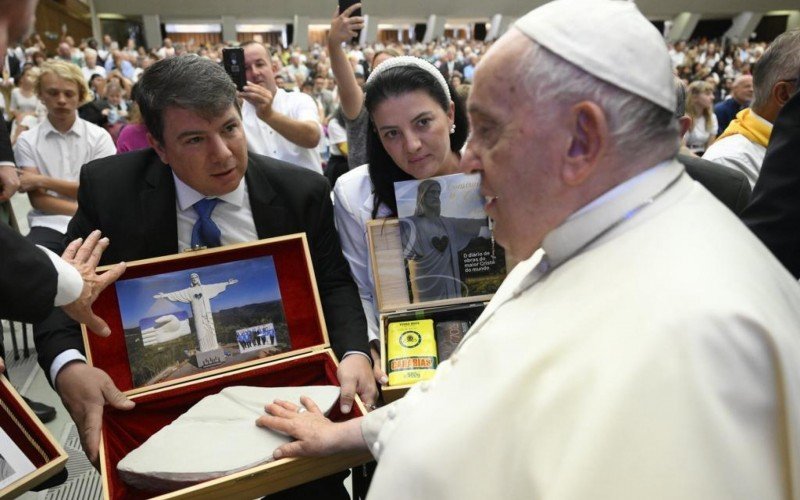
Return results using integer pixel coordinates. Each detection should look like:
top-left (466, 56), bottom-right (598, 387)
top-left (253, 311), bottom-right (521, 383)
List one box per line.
top-left (431, 236), bottom-right (449, 252)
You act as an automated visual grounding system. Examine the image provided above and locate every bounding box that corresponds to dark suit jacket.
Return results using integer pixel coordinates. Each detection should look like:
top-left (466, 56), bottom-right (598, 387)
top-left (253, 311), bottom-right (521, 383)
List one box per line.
top-left (34, 149), bottom-right (369, 382)
top-left (0, 118), bottom-right (58, 324)
top-left (6, 54), bottom-right (20, 84)
top-left (677, 153), bottom-right (751, 215)
top-left (436, 60), bottom-right (464, 81)
top-left (742, 91), bottom-right (800, 278)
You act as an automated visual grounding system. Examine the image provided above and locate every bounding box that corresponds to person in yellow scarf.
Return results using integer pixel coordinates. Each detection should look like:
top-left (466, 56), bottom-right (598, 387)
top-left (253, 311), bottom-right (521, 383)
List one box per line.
top-left (703, 29), bottom-right (800, 187)
top-left (716, 107), bottom-right (771, 148)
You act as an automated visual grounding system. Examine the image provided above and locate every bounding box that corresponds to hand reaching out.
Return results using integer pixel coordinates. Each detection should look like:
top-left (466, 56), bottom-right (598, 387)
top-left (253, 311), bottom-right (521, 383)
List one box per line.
top-left (60, 230), bottom-right (126, 336)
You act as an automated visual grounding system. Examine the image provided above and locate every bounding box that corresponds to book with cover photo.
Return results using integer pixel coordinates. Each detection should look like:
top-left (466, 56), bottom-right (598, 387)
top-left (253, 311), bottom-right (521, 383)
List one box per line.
top-left (394, 172), bottom-right (506, 303)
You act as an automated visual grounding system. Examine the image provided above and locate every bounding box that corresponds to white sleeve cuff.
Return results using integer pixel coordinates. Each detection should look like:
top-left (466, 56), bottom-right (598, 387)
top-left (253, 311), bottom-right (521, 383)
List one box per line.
top-left (50, 349), bottom-right (87, 385)
top-left (37, 246), bottom-right (83, 307)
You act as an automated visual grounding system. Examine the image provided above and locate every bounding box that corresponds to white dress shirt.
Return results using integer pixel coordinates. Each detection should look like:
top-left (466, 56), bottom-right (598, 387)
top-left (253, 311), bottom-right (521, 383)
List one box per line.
top-left (242, 89), bottom-right (323, 174)
top-left (702, 111), bottom-right (770, 187)
top-left (37, 246), bottom-right (83, 306)
top-left (332, 165), bottom-right (393, 342)
top-left (13, 116), bottom-right (116, 233)
top-left (172, 173), bottom-right (258, 251)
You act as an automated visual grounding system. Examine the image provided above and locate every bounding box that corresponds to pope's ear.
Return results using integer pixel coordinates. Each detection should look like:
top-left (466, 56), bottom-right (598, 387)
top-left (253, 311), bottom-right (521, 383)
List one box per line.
top-left (147, 133), bottom-right (169, 165)
top-left (561, 101), bottom-right (607, 186)
top-left (774, 80), bottom-right (795, 107)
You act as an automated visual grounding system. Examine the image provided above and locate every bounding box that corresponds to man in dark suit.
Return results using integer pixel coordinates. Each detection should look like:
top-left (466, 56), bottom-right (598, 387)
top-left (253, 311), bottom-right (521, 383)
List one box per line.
top-left (673, 77), bottom-right (752, 214)
top-left (2, 111), bottom-right (125, 422)
top-left (436, 46), bottom-right (464, 81)
top-left (35, 57), bottom-right (376, 498)
top-left (0, 0), bottom-right (124, 356)
top-left (5, 49), bottom-right (20, 83)
top-left (0, 1), bottom-right (123, 490)
top-left (742, 82), bottom-right (800, 278)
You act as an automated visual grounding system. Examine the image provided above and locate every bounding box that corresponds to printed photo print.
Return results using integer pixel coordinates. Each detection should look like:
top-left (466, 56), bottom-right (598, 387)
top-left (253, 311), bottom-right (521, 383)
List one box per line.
top-left (394, 173), bottom-right (506, 302)
top-left (115, 256), bottom-right (291, 388)
top-left (0, 427), bottom-right (35, 489)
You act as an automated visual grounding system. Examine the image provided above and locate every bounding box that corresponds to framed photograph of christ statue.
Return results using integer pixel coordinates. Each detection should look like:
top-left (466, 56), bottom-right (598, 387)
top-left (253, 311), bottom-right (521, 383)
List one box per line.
top-left (115, 255), bottom-right (291, 388)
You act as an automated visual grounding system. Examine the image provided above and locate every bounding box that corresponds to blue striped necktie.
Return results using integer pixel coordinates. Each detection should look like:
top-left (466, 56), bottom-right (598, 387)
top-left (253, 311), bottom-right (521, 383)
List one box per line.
top-left (191, 198), bottom-right (222, 248)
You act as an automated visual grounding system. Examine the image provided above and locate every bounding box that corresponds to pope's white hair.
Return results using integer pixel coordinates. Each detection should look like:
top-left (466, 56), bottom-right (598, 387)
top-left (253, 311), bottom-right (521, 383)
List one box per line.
top-left (752, 29), bottom-right (800, 110)
top-left (512, 31), bottom-right (680, 161)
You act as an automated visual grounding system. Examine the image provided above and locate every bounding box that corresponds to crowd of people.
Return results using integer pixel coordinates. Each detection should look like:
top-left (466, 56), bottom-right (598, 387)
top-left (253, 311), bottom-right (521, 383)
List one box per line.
top-left (0, 14), bottom-right (779, 170)
top-left (1, 0), bottom-right (800, 498)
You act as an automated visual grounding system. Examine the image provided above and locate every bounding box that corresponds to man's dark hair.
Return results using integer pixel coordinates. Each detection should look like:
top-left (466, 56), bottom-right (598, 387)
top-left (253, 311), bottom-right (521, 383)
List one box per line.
top-left (136, 54), bottom-right (237, 143)
top-left (364, 65), bottom-right (469, 218)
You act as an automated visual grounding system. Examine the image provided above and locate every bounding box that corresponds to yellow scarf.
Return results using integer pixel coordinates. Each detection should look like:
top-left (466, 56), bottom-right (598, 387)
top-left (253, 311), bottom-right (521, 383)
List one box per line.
top-left (716, 108), bottom-right (772, 148)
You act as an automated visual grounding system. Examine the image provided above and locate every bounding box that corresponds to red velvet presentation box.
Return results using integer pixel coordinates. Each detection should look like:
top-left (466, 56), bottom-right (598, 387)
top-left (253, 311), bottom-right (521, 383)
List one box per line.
top-left (0, 376), bottom-right (67, 498)
top-left (83, 234), bottom-right (371, 499)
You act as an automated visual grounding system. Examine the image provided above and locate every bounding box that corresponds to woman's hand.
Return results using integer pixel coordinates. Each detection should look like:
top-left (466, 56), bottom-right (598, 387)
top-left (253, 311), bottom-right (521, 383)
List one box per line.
top-left (329, 4), bottom-right (364, 47)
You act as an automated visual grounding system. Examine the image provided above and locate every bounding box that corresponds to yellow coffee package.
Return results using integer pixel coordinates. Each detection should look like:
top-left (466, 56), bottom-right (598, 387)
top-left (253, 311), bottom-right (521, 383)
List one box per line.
top-left (387, 319), bottom-right (438, 386)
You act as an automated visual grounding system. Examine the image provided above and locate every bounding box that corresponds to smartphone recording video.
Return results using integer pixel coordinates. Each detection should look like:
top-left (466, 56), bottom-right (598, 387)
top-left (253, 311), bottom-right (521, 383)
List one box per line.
top-left (222, 47), bottom-right (246, 91)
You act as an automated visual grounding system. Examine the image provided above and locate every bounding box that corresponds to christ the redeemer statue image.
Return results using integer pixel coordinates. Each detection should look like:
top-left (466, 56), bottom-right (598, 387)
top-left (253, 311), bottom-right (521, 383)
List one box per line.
top-left (153, 273), bottom-right (238, 353)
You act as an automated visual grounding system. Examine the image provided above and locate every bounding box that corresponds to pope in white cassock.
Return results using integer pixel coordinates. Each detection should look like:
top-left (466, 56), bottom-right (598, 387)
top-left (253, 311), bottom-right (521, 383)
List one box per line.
top-left (154, 273), bottom-right (238, 353)
top-left (255, 2), bottom-right (800, 499)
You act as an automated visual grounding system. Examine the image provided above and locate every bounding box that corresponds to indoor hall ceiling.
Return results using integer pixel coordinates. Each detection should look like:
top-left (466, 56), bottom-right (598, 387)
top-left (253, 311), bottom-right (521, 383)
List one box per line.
top-left (93, 0), bottom-right (800, 22)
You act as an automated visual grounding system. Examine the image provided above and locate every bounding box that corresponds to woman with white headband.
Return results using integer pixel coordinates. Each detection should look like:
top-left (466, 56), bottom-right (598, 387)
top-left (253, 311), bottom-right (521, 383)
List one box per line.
top-left (332, 56), bottom-right (469, 384)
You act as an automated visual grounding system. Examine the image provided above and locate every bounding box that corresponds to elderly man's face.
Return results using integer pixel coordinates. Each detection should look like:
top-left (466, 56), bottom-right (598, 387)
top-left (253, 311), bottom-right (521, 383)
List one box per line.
top-left (732, 76), bottom-right (754, 103)
top-left (150, 105), bottom-right (248, 197)
top-left (462, 32), bottom-right (565, 261)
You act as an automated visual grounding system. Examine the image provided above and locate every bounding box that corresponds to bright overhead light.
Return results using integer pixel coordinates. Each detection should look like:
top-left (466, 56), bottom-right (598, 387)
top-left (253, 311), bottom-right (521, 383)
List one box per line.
top-left (236, 24), bottom-right (285, 32)
top-left (164, 24), bottom-right (221, 33)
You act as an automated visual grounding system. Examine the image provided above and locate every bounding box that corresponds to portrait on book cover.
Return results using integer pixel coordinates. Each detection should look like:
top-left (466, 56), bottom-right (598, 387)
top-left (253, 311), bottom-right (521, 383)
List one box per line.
top-left (394, 173), bottom-right (506, 302)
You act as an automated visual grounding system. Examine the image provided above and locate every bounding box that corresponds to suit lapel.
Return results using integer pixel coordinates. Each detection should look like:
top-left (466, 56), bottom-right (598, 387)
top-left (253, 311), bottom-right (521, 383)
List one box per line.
top-left (139, 158), bottom-right (179, 257)
top-left (245, 157), bottom-right (289, 239)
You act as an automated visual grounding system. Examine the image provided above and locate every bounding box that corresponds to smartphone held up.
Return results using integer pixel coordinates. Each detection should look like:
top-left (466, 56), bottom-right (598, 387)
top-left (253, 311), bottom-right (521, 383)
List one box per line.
top-left (222, 47), bottom-right (246, 91)
top-left (339, 0), bottom-right (363, 42)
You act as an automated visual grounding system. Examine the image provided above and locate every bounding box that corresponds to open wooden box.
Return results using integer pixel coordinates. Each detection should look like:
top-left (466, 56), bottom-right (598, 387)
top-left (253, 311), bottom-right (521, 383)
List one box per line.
top-left (366, 219), bottom-right (505, 402)
top-left (0, 376), bottom-right (67, 498)
top-left (83, 234), bottom-right (371, 499)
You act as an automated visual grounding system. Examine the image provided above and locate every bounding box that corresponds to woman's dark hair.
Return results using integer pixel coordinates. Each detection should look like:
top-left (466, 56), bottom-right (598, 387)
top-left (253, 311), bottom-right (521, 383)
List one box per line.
top-left (364, 64), bottom-right (469, 218)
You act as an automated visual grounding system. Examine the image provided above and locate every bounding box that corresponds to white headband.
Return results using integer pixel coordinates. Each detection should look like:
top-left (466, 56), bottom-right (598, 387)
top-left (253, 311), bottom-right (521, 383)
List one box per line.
top-left (366, 55), bottom-right (452, 102)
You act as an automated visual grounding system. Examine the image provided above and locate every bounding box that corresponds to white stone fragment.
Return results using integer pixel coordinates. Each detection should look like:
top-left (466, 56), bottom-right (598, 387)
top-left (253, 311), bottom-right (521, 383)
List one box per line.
top-left (117, 385), bottom-right (340, 492)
